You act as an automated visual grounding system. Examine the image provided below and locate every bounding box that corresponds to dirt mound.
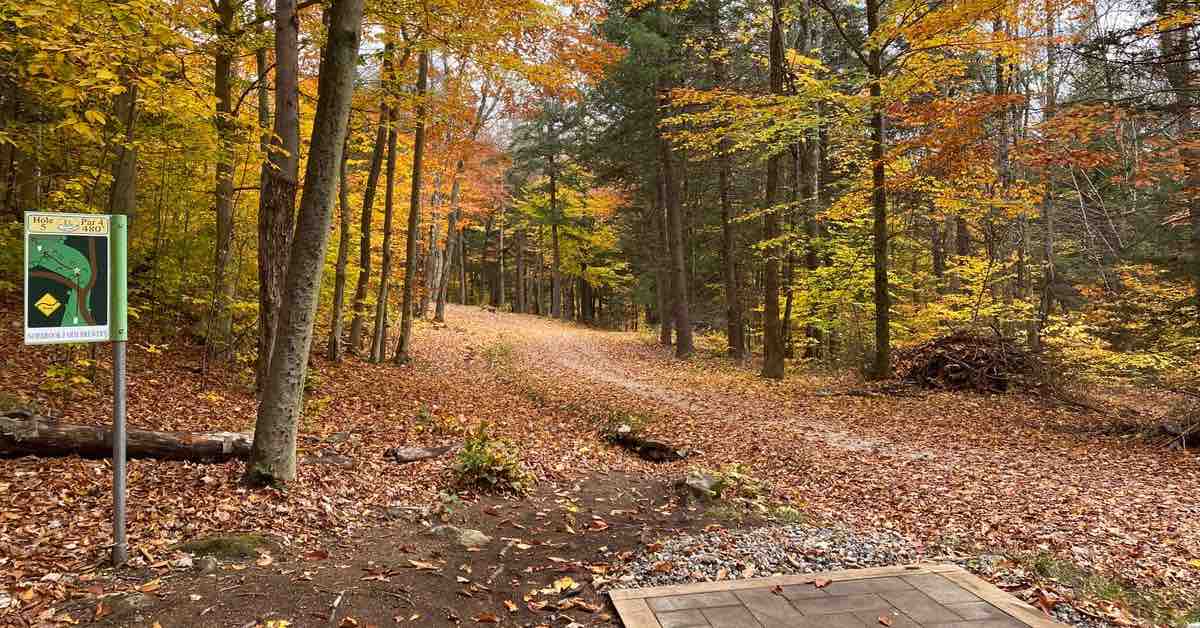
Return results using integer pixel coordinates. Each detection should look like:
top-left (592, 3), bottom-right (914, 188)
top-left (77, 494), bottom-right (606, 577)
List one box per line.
top-left (895, 331), bottom-right (1035, 393)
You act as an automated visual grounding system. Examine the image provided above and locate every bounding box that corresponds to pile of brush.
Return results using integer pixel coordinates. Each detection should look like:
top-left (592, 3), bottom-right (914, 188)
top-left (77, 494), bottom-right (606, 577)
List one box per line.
top-left (895, 331), bottom-right (1035, 393)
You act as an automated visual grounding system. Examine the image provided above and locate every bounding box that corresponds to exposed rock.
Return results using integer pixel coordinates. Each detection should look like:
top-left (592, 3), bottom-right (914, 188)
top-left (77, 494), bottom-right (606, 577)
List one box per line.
top-left (430, 525), bottom-right (492, 548)
top-left (109, 592), bottom-right (154, 615)
top-left (679, 471), bottom-right (724, 500)
top-left (196, 556), bottom-right (219, 574)
top-left (170, 554), bottom-right (193, 570)
top-left (384, 445), bottom-right (454, 464)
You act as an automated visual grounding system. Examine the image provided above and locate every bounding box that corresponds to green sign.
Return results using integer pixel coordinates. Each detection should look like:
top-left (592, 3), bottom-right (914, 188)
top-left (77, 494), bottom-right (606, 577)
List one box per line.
top-left (24, 212), bottom-right (112, 344)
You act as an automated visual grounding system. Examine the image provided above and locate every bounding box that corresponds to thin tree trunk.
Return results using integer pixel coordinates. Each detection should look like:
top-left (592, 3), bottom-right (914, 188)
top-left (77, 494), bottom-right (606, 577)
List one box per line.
top-left (348, 68), bottom-right (390, 354)
top-left (653, 167), bottom-right (674, 346)
top-left (497, 215), bottom-right (506, 308)
top-left (256, 0), bottom-right (301, 393)
top-left (247, 0), bottom-right (364, 485)
top-left (327, 131), bottom-right (352, 360)
top-left (761, 0), bottom-right (786, 378)
top-left (434, 172), bottom-right (461, 322)
top-left (549, 163), bottom-right (563, 318)
top-left (1036, 0), bottom-right (1058, 342)
top-left (708, 0), bottom-right (744, 360)
top-left (459, 226), bottom-right (468, 305)
top-left (370, 120), bottom-right (399, 362)
top-left (394, 50), bottom-right (429, 364)
top-left (209, 0), bottom-right (237, 358)
top-left (660, 126), bottom-right (693, 358)
top-left (108, 82), bottom-right (137, 217)
top-left (867, 0), bottom-right (891, 379)
top-left (515, 228), bottom-right (526, 312)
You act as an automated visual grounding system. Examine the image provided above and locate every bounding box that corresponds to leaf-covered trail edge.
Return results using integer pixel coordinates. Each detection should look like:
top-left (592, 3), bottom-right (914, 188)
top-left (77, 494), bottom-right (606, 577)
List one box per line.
top-left (1, 301), bottom-right (1198, 622)
top-left (456, 306), bottom-right (1200, 609)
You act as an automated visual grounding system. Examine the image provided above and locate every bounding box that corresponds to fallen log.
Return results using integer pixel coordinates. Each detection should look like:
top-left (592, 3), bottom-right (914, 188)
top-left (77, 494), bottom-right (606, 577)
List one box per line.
top-left (0, 414), bottom-right (252, 461)
top-left (605, 425), bottom-right (687, 463)
top-left (384, 445), bottom-right (454, 464)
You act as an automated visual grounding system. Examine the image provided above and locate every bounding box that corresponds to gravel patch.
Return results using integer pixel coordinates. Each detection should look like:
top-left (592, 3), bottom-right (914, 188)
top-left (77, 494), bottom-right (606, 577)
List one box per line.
top-left (607, 524), bottom-right (918, 588)
top-left (604, 525), bottom-right (1117, 628)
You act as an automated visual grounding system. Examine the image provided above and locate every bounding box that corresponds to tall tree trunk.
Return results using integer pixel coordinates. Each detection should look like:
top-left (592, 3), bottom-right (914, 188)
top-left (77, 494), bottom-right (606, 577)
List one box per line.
top-left (709, 0), bottom-right (744, 360)
top-left (434, 170), bottom-right (461, 322)
top-left (348, 68), bottom-right (391, 354)
top-left (1158, 0), bottom-right (1199, 318)
top-left (867, 0), bottom-right (891, 379)
top-left (515, 228), bottom-right (526, 312)
top-left (108, 82), bottom-right (138, 217)
top-left (535, 243), bottom-right (544, 314)
top-left (394, 50), bottom-right (429, 364)
top-left (1036, 0), bottom-right (1058, 343)
top-left (327, 131), bottom-right (352, 360)
top-left (653, 167), bottom-right (674, 346)
top-left (256, 0), bottom-right (301, 393)
top-left (660, 125), bottom-right (693, 358)
top-left (761, 0), bottom-right (786, 379)
top-left (459, 226), bottom-right (468, 305)
top-left (370, 118), bottom-right (399, 362)
top-left (247, 0), bottom-right (364, 485)
top-left (209, 0), bottom-right (237, 358)
top-left (549, 162), bottom-right (563, 318)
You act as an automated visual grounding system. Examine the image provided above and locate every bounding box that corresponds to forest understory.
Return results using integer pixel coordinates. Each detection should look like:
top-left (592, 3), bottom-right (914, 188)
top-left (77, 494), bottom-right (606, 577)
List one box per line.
top-left (1, 301), bottom-right (1197, 627)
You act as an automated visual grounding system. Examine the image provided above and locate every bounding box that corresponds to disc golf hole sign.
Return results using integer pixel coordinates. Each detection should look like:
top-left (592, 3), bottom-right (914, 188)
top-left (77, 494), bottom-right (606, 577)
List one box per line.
top-left (25, 212), bottom-right (111, 344)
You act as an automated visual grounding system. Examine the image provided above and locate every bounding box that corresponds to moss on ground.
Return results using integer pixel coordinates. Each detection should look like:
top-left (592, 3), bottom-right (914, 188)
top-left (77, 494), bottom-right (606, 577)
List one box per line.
top-left (178, 533), bottom-right (274, 559)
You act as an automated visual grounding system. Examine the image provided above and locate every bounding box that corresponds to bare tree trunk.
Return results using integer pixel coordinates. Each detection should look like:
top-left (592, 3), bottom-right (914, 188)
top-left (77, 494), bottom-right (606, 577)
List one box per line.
top-left (1158, 0), bottom-right (1200, 319)
top-left (515, 228), bottom-right (526, 312)
top-left (209, 0), bottom-right (238, 358)
top-left (256, 0), bottom-right (301, 393)
top-left (327, 131), bottom-right (352, 360)
top-left (653, 168), bottom-right (674, 346)
top-left (108, 82), bottom-right (137, 217)
top-left (370, 120), bottom-right (399, 362)
top-left (394, 50), bottom-right (429, 364)
top-left (761, 0), bottom-right (786, 379)
top-left (535, 243), bottom-right (544, 314)
top-left (549, 163), bottom-right (563, 318)
top-left (867, 0), bottom-right (891, 379)
top-left (459, 226), bottom-right (468, 305)
top-left (1036, 0), bottom-right (1058, 342)
top-left (348, 69), bottom-right (390, 354)
top-left (497, 215), bottom-right (506, 308)
top-left (707, 0), bottom-right (744, 360)
top-left (434, 171), bottom-right (461, 322)
top-left (660, 123), bottom-right (693, 358)
top-left (247, 0), bottom-right (364, 485)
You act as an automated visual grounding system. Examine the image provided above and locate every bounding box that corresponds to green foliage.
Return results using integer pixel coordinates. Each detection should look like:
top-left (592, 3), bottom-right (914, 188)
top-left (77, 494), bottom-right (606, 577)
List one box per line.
top-left (0, 222), bottom-right (21, 292)
top-left (769, 504), bottom-right (809, 524)
top-left (452, 423), bottom-right (533, 494)
top-left (1026, 553), bottom-right (1177, 625)
top-left (414, 405), bottom-right (463, 437)
top-left (40, 356), bottom-right (95, 396)
top-left (690, 463), bottom-right (764, 501)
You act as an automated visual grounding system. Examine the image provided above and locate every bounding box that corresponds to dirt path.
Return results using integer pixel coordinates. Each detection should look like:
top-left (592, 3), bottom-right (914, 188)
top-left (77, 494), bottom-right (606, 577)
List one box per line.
top-left (434, 306), bottom-right (1200, 612)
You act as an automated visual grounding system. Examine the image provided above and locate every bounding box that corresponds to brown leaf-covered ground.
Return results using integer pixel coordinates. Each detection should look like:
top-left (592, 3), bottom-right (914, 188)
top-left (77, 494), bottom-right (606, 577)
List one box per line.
top-left (1, 301), bottom-right (1198, 626)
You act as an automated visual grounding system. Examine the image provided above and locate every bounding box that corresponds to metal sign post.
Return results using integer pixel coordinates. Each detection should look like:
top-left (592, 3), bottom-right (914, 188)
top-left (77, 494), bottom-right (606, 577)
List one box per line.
top-left (23, 211), bottom-right (128, 565)
top-left (110, 215), bottom-right (128, 566)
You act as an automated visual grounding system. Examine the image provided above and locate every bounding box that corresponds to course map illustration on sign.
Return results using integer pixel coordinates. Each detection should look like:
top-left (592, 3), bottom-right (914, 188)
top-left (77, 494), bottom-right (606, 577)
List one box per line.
top-left (25, 212), bottom-right (111, 344)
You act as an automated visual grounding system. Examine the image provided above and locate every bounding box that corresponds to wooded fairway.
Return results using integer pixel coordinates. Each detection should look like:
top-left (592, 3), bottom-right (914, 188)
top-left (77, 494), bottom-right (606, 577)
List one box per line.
top-left (0, 0), bottom-right (1198, 625)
